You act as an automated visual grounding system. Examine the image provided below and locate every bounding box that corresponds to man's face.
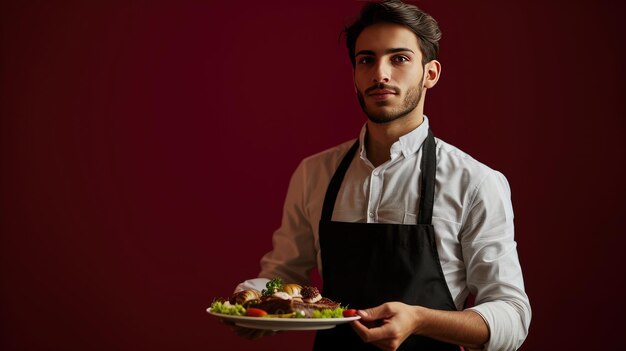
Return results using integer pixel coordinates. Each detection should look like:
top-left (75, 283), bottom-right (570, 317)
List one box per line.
top-left (354, 23), bottom-right (425, 124)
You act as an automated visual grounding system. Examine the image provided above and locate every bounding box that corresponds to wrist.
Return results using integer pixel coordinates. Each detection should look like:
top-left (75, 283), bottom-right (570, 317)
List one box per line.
top-left (411, 305), bottom-right (429, 335)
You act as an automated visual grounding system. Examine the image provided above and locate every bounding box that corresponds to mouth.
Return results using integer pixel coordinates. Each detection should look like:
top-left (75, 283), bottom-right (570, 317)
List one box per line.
top-left (367, 89), bottom-right (397, 101)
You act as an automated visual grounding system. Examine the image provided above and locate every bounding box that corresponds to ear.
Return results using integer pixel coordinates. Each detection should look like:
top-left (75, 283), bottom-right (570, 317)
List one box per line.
top-left (423, 60), bottom-right (441, 89)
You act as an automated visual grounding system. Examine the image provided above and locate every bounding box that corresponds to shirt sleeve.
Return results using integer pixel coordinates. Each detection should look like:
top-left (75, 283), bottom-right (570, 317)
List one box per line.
top-left (460, 170), bottom-right (531, 351)
top-left (257, 160), bottom-right (318, 286)
top-left (234, 278), bottom-right (270, 293)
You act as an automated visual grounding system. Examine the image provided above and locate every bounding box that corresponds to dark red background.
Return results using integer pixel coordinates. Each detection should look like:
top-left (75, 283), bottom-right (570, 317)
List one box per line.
top-left (2, 1), bottom-right (625, 350)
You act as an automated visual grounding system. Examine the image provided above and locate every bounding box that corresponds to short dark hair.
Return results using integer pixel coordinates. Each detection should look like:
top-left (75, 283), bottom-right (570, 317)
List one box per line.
top-left (344, 0), bottom-right (442, 67)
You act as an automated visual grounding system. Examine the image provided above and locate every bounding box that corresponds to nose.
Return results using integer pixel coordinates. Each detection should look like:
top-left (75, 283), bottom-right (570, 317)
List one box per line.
top-left (372, 61), bottom-right (390, 83)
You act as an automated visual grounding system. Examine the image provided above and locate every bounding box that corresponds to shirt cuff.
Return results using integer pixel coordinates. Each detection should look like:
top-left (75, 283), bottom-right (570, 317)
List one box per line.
top-left (467, 300), bottom-right (529, 351)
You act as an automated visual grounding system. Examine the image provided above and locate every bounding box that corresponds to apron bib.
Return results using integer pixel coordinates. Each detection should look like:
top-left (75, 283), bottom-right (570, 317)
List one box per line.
top-left (313, 130), bottom-right (460, 350)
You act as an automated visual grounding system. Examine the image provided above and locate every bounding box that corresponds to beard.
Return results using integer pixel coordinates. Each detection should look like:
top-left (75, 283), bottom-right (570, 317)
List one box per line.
top-left (356, 82), bottom-right (423, 124)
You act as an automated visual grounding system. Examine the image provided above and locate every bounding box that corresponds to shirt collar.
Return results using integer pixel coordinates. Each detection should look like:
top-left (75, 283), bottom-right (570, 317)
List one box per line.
top-left (359, 116), bottom-right (430, 162)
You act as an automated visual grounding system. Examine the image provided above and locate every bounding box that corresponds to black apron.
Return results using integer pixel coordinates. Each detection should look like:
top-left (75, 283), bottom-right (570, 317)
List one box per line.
top-left (313, 130), bottom-right (460, 350)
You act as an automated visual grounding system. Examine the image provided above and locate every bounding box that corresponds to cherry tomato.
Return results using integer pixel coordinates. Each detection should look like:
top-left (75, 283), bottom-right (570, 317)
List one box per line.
top-left (245, 308), bottom-right (268, 317)
top-left (342, 309), bottom-right (358, 317)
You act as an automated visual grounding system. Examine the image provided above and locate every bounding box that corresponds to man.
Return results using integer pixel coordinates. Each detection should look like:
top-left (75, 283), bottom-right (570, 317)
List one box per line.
top-left (234, 1), bottom-right (530, 350)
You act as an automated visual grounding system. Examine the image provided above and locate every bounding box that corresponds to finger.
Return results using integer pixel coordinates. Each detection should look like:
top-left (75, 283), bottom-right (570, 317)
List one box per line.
top-left (248, 329), bottom-right (275, 340)
top-left (353, 329), bottom-right (398, 351)
top-left (351, 319), bottom-right (393, 343)
top-left (358, 303), bottom-right (391, 322)
top-left (361, 319), bottom-right (384, 328)
top-left (351, 320), bottom-right (371, 342)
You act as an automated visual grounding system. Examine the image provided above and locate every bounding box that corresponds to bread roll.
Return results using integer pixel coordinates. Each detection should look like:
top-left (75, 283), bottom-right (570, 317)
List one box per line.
top-left (282, 283), bottom-right (302, 297)
top-left (229, 289), bottom-right (261, 305)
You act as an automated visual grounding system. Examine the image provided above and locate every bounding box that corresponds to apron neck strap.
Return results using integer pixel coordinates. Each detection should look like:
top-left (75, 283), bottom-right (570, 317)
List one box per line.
top-left (417, 130), bottom-right (436, 225)
top-left (321, 130), bottom-right (437, 225)
top-left (321, 140), bottom-right (359, 222)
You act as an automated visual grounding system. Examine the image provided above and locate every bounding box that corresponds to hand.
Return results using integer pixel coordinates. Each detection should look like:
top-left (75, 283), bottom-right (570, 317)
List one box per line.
top-left (351, 302), bottom-right (422, 351)
top-left (219, 318), bottom-right (278, 340)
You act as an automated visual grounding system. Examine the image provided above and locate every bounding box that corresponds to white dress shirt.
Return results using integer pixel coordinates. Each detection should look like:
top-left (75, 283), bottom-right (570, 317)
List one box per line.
top-left (238, 117), bottom-right (531, 351)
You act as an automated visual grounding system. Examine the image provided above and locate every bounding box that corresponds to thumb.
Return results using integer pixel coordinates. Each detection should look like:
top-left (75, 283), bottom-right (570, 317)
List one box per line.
top-left (357, 304), bottom-right (390, 321)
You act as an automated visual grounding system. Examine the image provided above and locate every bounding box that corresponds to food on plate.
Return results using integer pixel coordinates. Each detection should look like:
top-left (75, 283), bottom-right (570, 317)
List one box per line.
top-left (210, 300), bottom-right (246, 316)
top-left (229, 289), bottom-right (261, 306)
top-left (342, 309), bottom-right (358, 317)
top-left (282, 283), bottom-right (303, 299)
top-left (245, 308), bottom-right (268, 317)
top-left (301, 286), bottom-right (322, 303)
top-left (210, 278), bottom-right (349, 319)
top-left (261, 278), bottom-right (284, 296)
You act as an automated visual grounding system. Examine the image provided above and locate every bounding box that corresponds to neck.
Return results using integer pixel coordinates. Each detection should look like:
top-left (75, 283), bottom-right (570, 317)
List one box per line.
top-left (365, 113), bottom-right (424, 167)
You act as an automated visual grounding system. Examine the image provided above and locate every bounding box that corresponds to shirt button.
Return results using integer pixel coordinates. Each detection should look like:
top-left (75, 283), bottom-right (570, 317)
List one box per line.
top-left (373, 170), bottom-right (379, 176)
top-left (369, 212), bottom-right (374, 217)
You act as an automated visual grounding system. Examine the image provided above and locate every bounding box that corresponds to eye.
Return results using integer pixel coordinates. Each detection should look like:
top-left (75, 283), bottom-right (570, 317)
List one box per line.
top-left (392, 55), bottom-right (410, 63)
top-left (357, 56), bottom-right (374, 65)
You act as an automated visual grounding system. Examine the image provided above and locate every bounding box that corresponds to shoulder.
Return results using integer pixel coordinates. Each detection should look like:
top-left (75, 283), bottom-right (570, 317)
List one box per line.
top-left (287, 139), bottom-right (357, 217)
top-left (434, 138), bottom-right (514, 237)
top-left (298, 139), bottom-right (357, 175)
top-left (435, 137), bottom-right (491, 172)
top-left (287, 139), bottom-right (357, 205)
top-left (434, 137), bottom-right (510, 194)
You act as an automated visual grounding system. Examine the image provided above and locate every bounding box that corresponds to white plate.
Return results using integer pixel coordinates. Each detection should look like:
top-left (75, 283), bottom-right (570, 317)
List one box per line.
top-left (207, 308), bottom-right (360, 330)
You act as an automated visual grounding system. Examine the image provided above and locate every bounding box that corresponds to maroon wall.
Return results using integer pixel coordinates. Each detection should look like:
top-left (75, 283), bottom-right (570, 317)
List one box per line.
top-left (2, 1), bottom-right (625, 350)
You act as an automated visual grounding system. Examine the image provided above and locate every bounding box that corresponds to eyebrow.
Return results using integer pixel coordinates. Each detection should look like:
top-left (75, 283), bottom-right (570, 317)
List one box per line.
top-left (355, 48), bottom-right (415, 56)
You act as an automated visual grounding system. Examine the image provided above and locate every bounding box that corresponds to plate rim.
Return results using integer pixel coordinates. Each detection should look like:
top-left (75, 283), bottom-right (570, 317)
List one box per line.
top-left (207, 307), bottom-right (361, 326)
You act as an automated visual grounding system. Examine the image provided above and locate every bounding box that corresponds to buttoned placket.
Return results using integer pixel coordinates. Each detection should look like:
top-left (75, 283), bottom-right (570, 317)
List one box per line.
top-left (364, 146), bottom-right (404, 224)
